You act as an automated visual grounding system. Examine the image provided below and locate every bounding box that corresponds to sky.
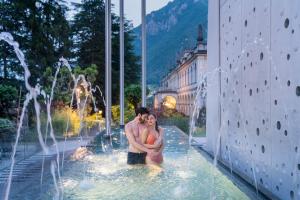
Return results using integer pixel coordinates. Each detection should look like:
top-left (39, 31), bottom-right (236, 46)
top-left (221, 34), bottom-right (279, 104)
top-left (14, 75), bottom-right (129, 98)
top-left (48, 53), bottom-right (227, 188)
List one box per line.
top-left (68, 0), bottom-right (173, 27)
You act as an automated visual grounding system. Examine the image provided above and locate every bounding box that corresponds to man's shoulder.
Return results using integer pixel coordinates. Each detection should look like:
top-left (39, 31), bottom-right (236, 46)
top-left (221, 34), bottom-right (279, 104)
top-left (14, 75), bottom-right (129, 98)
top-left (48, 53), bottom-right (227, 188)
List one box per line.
top-left (125, 120), bottom-right (135, 130)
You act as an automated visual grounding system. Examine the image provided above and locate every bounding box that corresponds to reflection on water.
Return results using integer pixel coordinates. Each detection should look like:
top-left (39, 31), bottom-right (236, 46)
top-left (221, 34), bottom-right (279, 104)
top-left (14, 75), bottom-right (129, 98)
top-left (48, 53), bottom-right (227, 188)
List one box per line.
top-left (12, 127), bottom-right (253, 200)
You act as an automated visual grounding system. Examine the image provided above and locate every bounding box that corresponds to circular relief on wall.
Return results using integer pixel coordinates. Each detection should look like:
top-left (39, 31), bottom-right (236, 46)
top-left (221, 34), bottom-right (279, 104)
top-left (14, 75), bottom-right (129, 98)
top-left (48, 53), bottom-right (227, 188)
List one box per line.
top-left (284, 18), bottom-right (289, 28)
top-left (260, 178), bottom-right (263, 184)
top-left (296, 86), bottom-right (300, 96)
top-left (277, 121), bottom-right (281, 130)
top-left (260, 52), bottom-right (264, 60)
top-left (261, 145), bottom-right (265, 153)
top-left (290, 190), bottom-right (294, 200)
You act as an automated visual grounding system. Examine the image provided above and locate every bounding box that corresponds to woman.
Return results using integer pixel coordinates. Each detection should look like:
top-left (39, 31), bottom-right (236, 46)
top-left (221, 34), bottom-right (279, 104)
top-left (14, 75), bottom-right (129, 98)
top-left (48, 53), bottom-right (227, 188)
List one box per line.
top-left (141, 113), bottom-right (164, 165)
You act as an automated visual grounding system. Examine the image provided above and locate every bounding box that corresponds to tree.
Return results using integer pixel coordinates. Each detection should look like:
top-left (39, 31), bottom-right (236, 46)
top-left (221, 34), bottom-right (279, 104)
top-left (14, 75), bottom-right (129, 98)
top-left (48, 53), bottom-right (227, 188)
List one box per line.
top-left (43, 64), bottom-right (98, 109)
top-left (124, 84), bottom-right (144, 110)
top-left (0, 1), bottom-right (26, 79)
top-left (72, 0), bottom-right (141, 109)
top-left (0, 0), bottom-right (72, 85)
top-left (0, 84), bottom-right (18, 118)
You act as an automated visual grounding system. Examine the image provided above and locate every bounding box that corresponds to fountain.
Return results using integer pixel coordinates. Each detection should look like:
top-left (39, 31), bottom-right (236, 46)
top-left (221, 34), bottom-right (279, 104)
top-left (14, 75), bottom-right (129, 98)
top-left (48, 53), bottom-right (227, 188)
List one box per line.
top-left (0, 32), bottom-right (105, 200)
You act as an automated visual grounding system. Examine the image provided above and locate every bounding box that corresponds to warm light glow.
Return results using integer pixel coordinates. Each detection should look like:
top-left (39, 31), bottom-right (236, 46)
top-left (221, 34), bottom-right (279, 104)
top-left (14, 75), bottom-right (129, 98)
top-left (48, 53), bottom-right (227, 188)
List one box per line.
top-left (162, 96), bottom-right (176, 109)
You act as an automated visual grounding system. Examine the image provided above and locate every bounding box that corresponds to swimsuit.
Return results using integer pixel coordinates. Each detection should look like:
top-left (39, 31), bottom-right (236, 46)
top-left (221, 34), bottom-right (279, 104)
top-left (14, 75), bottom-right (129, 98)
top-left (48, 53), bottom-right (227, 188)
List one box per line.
top-left (146, 132), bottom-right (163, 164)
top-left (127, 152), bottom-right (147, 165)
top-left (126, 122), bottom-right (147, 165)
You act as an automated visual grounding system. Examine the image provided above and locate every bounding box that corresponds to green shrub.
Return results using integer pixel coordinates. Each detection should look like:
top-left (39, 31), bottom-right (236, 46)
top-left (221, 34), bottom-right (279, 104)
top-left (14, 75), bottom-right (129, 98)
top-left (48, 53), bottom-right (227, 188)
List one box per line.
top-left (39, 107), bottom-right (80, 137)
top-left (158, 115), bottom-right (189, 133)
top-left (0, 118), bottom-right (16, 143)
top-left (0, 85), bottom-right (18, 117)
top-left (111, 104), bottom-right (136, 125)
top-left (124, 105), bottom-right (135, 123)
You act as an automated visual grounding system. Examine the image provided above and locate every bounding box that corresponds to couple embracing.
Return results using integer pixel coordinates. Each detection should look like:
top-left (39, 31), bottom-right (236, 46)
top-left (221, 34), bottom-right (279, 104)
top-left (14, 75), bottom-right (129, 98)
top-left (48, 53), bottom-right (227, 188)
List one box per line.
top-left (125, 107), bottom-right (164, 166)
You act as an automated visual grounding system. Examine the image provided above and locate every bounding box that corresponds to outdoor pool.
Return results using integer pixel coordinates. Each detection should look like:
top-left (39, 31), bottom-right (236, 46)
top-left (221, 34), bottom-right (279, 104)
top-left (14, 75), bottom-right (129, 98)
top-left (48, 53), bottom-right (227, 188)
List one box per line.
top-left (10, 126), bottom-right (263, 200)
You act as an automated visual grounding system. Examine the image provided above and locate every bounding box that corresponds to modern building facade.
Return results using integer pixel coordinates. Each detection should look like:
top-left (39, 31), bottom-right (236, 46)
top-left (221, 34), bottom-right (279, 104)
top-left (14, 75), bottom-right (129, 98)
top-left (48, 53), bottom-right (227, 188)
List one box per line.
top-left (206, 1), bottom-right (300, 199)
top-left (154, 25), bottom-right (207, 116)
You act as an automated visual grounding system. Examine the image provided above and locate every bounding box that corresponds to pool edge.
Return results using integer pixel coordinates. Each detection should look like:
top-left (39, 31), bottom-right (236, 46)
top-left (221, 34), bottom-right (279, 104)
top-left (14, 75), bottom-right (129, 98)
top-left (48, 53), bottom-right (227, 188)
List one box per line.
top-left (165, 125), bottom-right (277, 200)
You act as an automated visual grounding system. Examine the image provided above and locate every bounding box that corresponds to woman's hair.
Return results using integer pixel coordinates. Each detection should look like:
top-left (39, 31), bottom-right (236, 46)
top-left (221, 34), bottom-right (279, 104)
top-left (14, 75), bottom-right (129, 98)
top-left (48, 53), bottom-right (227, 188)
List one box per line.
top-left (149, 113), bottom-right (159, 132)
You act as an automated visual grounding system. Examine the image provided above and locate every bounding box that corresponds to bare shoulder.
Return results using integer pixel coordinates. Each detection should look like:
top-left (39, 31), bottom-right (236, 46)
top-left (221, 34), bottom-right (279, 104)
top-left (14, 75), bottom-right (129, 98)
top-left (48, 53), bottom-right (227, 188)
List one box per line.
top-left (125, 121), bottom-right (133, 133)
top-left (125, 120), bottom-right (134, 128)
top-left (144, 127), bottom-right (150, 133)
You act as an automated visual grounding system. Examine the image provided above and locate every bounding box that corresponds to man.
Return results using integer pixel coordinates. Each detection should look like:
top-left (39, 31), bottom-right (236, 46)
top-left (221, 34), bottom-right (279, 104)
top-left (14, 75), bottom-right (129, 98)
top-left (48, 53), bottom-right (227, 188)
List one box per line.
top-left (125, 107), bottom-right (154, 165)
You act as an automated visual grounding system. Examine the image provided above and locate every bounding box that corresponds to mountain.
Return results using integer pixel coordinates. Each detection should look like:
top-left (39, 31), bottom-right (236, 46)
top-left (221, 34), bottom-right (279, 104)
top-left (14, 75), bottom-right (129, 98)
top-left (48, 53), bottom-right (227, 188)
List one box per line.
top-left (133, 0), bottom-right (208, 85)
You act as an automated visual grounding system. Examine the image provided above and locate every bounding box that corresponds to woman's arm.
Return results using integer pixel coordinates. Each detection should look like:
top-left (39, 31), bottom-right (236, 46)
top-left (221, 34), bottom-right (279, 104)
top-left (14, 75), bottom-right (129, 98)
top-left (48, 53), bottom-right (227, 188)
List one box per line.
top-left (144, 143), bottom-right (161, 149)
top-left (125, 125), bottom-right (151, 153)
top-left (157, 142), bottom-right (164, 153)
top-left (154, 127), bottom-right (164, 146)
top-left (141, 127), bottom-right (148, 144)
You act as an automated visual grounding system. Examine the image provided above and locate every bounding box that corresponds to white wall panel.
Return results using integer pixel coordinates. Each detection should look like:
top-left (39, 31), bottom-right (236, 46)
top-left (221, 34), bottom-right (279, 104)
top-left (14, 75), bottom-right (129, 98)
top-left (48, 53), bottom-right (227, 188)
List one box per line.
top-left (207, 0), bottom-right (300, 199)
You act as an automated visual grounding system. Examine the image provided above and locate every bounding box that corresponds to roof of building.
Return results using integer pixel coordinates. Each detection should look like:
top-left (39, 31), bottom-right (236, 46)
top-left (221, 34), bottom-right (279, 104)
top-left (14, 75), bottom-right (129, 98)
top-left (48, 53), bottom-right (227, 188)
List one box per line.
top-left (161, 24), bottom-right (207, 83)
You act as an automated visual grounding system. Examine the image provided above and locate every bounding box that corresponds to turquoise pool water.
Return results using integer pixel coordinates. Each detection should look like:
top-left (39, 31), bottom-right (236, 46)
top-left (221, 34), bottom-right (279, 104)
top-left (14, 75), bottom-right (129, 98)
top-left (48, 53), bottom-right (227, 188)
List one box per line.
top-left (12, 126), bottom-right (258, 200)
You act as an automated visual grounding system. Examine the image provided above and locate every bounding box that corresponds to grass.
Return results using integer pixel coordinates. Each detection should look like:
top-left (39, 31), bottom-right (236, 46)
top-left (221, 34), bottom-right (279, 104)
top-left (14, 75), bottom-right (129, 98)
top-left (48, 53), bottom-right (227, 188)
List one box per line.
top-left (157, 108), bottom-right (206, 137)
top-left (158, 115), bottom-right (190, 134)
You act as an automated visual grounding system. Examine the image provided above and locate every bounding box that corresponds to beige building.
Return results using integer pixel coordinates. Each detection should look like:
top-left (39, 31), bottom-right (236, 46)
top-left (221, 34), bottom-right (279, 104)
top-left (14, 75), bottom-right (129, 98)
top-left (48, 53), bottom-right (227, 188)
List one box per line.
top-left (154, 25), bottom-right (207, 116)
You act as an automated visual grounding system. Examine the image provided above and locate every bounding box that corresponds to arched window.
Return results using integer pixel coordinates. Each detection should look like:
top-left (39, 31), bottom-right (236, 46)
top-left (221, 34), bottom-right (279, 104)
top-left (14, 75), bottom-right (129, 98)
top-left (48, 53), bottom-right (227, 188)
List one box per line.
top-left (192, 65), bottom-right (194, 83)
top-left (188, 67), bottom-right (191, 85)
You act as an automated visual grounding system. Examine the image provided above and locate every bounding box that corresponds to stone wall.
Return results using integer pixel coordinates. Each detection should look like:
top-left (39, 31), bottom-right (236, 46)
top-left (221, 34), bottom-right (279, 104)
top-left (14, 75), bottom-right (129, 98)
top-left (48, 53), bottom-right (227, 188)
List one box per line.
top-left (206, 0), bottom-right (300, 199)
